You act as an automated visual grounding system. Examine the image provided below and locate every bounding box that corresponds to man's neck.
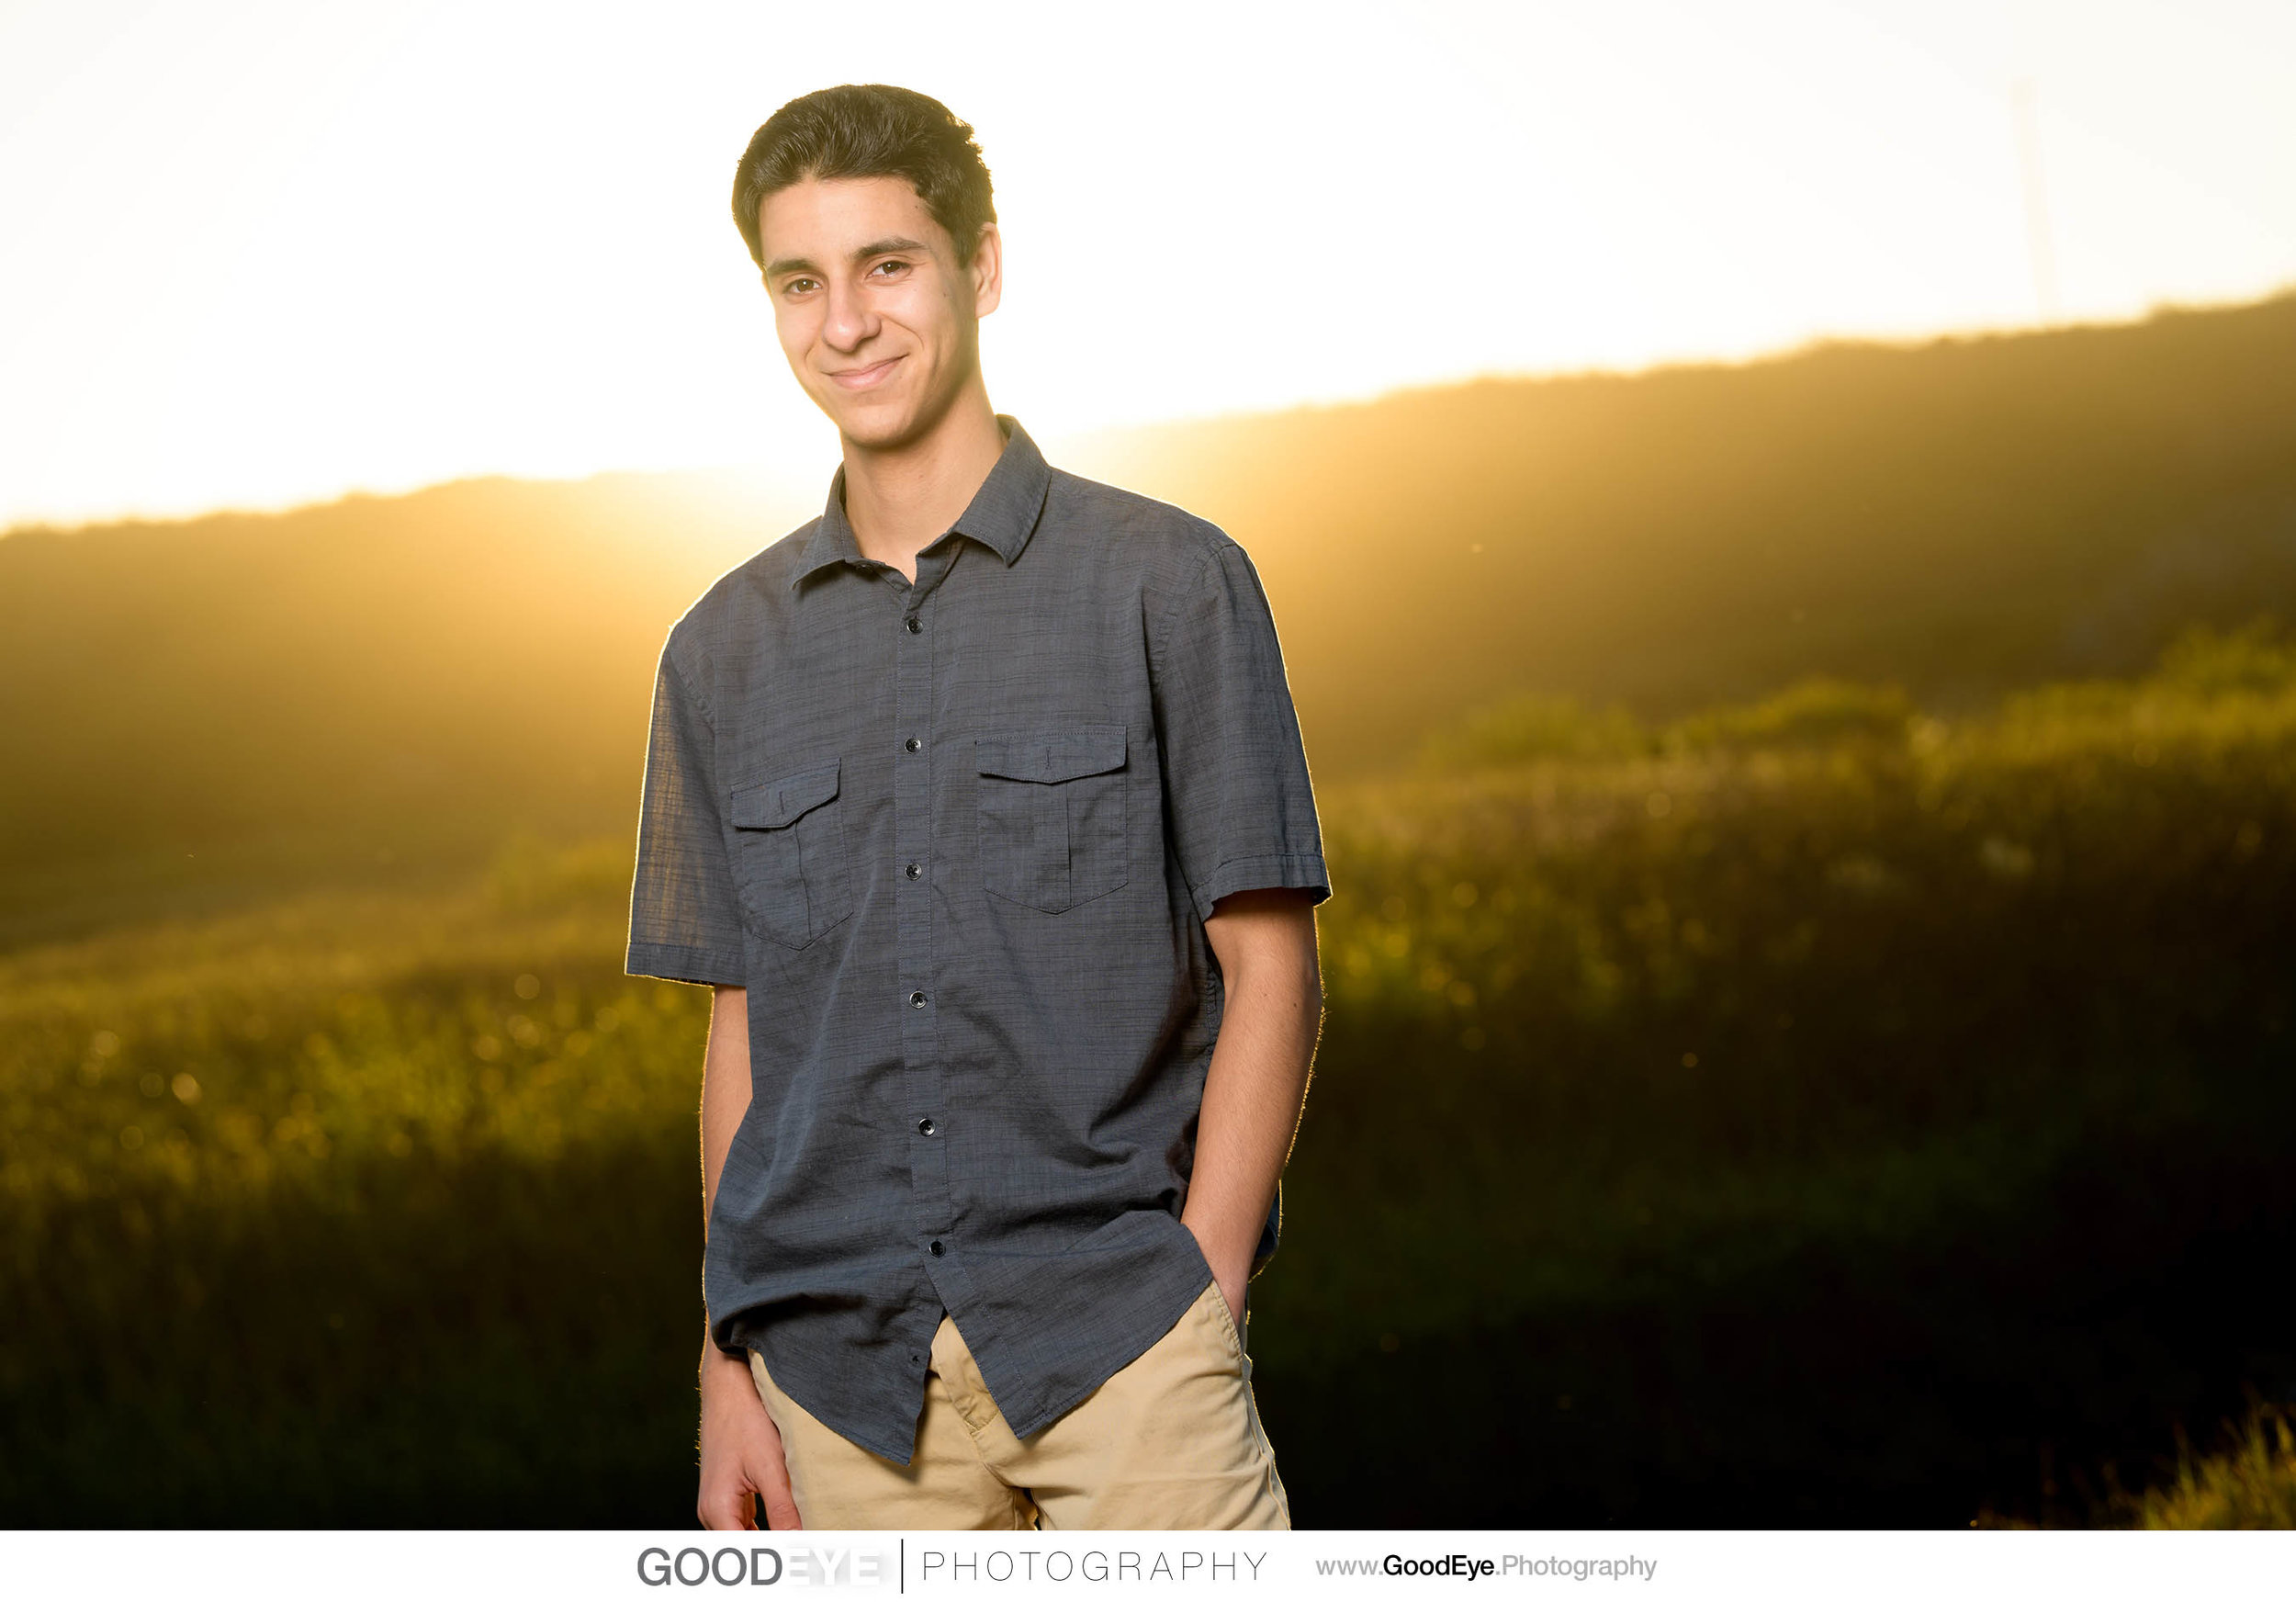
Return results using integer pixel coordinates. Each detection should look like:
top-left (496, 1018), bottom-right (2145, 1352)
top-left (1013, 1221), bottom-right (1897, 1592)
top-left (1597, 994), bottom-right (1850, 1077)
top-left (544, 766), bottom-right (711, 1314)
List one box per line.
top-left (839, 388), bottom-right (1007, 580)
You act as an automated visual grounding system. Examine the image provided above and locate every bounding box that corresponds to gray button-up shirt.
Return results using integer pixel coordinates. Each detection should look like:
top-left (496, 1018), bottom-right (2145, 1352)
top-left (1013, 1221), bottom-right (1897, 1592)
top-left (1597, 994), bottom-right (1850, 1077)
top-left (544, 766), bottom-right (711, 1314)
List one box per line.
top-left (626, 417), bottom-right (1331, 1463)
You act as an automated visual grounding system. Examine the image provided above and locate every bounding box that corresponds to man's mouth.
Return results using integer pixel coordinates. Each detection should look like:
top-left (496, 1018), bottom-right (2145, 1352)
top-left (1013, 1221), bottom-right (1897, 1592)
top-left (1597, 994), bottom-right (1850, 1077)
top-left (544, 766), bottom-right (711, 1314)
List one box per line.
top-left (827, 355), bottom-right (904, 392)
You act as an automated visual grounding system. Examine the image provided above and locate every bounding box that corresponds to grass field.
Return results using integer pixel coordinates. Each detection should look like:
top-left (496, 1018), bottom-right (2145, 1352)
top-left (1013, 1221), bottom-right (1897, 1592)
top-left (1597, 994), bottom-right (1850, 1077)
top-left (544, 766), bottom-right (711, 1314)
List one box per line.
top-left (6, 629), bottom-right (2296, 1527)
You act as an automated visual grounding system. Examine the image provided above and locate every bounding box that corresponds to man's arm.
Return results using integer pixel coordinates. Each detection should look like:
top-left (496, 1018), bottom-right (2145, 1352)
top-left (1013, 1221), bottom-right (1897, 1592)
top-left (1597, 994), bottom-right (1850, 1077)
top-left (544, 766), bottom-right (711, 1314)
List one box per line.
top-left (1181, 887), bottom-right (1324, 1329)
top-left (694, 985), bottom-right (804, 1530)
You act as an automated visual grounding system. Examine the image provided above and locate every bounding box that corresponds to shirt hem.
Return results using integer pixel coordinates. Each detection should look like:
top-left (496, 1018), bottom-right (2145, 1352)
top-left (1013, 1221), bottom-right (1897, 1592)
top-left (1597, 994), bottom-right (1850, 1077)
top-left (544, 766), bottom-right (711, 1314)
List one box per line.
top-left (1189, 852), bottom-right (1334, 927)
top-left (992, 1248), bottom-right (1218, 1444)
top-left (625, 941), bottom-right (746, 988)
top-left (744, 1337), bottom-right (924, 1465)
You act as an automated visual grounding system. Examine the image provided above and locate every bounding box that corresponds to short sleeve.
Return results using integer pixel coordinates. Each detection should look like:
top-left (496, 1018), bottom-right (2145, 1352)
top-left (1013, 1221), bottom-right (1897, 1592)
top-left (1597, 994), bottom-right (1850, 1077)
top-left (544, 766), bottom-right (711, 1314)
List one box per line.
top-left (626, 642), bottom-right (747, 987)
top-left (1151, 537), bottom-right (1334, 926)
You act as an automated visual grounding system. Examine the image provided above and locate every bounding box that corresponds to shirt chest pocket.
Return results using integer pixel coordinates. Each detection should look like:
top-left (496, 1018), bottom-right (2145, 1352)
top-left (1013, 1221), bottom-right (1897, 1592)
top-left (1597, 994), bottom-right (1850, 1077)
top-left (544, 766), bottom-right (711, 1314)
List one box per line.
top-left (974, 723), bottom-right (1130, 914)
top-left (727, 758), bottom-right (854, 949)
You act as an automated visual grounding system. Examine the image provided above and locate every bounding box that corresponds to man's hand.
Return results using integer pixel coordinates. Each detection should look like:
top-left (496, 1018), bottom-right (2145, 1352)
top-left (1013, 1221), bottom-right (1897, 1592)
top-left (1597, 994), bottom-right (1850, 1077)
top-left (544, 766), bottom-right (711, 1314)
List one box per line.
top-left (698, 1343), bottom-right (803, 1530)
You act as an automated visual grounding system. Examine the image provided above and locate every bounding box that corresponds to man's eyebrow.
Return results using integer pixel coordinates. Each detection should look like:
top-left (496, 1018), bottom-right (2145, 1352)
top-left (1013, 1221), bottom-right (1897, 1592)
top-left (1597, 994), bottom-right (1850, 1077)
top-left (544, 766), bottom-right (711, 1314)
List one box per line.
top-left (850, 236), bottom-right (929, 261)
top-left (767, 237), bottom-right (931, 280)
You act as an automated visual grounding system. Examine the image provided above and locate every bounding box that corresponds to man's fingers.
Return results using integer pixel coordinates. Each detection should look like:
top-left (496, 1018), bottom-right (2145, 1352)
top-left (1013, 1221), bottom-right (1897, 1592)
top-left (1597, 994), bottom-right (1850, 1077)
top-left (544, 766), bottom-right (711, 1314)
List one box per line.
top-left (697, 1483), bottom-right (758, 1531)
top-left (760, 1485), bottom-right (804, 1530)
top-left (754, 1450), bottom-right (804, 1530)
top-left (753, 1460), bottom-right (808, 1524)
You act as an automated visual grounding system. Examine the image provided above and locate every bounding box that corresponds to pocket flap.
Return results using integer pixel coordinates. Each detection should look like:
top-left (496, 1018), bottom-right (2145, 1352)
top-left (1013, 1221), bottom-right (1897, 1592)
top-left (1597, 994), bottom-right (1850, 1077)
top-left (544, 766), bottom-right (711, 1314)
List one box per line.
top-left (729, 759), bottom-right (839, 829)
top-left (974, 723), bottom-right (1127, 783)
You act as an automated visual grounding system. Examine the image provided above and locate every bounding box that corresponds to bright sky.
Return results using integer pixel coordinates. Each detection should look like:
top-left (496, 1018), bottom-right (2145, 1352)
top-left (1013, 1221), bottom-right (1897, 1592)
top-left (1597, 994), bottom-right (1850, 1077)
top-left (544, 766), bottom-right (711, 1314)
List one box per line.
top-left (2, 0), bottom-right (2292, 530)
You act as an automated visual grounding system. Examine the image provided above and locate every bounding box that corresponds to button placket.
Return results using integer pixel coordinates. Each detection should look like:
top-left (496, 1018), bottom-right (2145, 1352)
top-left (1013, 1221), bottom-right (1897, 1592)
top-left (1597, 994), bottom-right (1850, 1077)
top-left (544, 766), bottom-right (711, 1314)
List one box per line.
top-left (894, 579), bottom-right (958, 1282)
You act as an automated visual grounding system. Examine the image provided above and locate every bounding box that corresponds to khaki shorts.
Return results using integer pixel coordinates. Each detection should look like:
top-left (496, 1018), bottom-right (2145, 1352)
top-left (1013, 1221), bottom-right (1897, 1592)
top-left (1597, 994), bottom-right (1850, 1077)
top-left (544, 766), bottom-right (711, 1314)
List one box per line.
top-left (748, 1278), bottom-right (1291, 1529)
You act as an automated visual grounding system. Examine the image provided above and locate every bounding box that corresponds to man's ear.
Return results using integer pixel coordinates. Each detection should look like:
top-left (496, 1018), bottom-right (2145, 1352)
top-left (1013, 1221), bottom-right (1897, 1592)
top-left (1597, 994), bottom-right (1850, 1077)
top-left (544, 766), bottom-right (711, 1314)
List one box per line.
top-left (970, 223), bottom-right (1003, 319)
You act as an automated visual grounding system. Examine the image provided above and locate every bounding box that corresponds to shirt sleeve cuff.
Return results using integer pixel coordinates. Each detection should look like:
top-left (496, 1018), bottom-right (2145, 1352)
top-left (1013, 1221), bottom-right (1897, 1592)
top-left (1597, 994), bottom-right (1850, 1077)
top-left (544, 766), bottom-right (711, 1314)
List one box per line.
top-left (625, 941), bottom-right (747, 987)
top-left (1189, 852), bottom-right (1333, 926)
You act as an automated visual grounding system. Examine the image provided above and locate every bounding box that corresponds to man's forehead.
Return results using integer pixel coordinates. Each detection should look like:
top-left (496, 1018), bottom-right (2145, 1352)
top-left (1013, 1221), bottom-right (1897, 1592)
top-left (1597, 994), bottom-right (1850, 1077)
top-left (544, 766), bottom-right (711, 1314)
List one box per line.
top-left (758, 175), bottom-right (942, 258)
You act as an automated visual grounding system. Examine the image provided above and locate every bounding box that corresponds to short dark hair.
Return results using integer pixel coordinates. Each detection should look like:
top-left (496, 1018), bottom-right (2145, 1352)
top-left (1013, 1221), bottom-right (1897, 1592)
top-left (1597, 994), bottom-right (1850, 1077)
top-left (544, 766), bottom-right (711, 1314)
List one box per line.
top-left (731, 85), bottom-right (996, 270)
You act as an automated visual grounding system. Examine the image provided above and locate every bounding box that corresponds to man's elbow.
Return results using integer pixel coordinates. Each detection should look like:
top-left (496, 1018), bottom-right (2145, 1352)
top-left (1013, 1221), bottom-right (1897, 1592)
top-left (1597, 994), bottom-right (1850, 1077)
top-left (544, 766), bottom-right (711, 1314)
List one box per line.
top-left (1205, 888), bottom-right (1322, 1002)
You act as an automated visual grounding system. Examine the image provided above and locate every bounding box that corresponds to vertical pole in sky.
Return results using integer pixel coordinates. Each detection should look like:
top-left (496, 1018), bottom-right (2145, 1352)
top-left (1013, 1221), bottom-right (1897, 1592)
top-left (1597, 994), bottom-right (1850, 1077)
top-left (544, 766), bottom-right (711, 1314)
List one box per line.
top-left (2010, 77), bottom-right (2060, 324)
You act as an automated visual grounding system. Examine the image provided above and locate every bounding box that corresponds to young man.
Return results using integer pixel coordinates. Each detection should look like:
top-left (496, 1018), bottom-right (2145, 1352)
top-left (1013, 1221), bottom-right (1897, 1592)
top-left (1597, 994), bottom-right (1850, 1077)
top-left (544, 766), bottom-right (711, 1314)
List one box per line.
top-left (626, 84), bottom-right (1331, 1531)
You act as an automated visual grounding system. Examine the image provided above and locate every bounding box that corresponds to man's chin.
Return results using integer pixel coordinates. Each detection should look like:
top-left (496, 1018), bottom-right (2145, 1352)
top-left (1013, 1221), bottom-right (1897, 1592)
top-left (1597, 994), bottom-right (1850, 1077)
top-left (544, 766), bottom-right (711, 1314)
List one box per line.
top-left (829, 400), bottom-right (930, 454)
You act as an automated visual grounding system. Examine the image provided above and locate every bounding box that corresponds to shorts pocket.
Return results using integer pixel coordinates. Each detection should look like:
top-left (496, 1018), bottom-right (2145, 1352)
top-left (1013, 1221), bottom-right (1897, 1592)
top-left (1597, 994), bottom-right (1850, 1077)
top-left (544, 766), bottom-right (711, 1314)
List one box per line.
top-left (974, 723), bottom-right (1129, 913)
top-left (1199, 1278), bottom-right (1245, 1370)
top-left (727, 758), bottom-right (854, 949)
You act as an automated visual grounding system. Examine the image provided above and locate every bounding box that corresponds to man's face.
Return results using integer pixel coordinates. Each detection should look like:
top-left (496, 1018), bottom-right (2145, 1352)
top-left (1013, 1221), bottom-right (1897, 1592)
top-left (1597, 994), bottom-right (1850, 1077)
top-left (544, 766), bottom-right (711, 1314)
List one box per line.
top-left (756, 175), bottom-right (999, 451)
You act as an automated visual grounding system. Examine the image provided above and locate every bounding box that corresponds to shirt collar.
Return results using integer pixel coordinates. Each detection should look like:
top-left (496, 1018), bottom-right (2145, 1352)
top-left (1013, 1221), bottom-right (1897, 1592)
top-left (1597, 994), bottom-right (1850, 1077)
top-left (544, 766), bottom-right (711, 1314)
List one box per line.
top-left (791, 415), bottom-right (1052, 591)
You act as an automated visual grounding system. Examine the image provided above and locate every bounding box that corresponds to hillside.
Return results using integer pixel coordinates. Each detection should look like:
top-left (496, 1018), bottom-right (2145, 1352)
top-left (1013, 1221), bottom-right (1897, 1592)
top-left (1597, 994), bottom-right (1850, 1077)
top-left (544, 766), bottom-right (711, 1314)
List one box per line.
top-left (6, 290), bottom-right (2296, 929)
top-left (0, 473), bottom-right (803, 931)
top-left (1072, 288), bottom-right (2296, 763)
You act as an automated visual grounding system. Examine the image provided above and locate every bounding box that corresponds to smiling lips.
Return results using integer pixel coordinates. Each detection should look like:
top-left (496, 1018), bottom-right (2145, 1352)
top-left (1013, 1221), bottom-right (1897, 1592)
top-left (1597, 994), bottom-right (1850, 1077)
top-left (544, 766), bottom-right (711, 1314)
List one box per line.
top-left (827, 355), bottom-right (904, 391)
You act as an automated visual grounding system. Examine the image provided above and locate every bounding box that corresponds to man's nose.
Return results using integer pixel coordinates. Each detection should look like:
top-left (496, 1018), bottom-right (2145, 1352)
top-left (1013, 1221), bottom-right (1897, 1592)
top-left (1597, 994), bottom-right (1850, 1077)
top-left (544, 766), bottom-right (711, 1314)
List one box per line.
top-left (822, 277), bottom-right (876, 352)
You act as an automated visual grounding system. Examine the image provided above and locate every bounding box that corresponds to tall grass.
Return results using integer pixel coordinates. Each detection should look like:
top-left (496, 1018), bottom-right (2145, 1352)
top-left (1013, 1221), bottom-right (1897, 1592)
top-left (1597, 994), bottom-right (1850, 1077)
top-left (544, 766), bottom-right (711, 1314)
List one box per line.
top-left (2120, 1402), bottom-right (2296, 1529)
top-left (6, 626), bottom-right (2295, 1525)
top-left (0, 863), bottom-right (712, 1523)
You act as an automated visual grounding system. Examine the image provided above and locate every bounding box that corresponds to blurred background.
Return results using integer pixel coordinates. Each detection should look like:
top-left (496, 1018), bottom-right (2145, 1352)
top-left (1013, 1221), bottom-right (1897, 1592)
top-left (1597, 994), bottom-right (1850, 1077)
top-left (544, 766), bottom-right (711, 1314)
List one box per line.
top-left (6, 0), bottom-right (2296, 1530)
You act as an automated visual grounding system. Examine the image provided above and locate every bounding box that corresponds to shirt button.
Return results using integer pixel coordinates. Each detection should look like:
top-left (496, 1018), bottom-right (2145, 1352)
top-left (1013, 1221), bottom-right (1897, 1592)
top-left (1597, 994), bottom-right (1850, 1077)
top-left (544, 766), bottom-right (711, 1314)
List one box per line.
top-left (904, 615), bottom-right (921, 634)
top-left (917, 1116), bottom-right (937, 1135)
top-left (905, 862), bottom-right (921, 879)
top-left (905, 736), bottom-right (921, 752)
top-left (909, 990), bottom-right (928, 1008)
top-left (928, 1239), bottom-right (944, 1257)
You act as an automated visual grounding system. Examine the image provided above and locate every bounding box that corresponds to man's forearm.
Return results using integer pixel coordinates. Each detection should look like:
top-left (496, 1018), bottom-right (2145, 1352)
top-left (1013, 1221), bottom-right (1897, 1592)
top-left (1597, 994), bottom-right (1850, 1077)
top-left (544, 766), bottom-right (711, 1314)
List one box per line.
top-left (1182, 891), bottom-right (1322, 1306)
top-left (700, 985), bottom-right (753, 1362)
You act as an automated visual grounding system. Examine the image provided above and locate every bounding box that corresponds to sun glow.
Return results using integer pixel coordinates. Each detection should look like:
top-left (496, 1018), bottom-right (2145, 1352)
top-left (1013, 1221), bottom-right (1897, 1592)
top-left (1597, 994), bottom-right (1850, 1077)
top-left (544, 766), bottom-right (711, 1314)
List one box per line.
top-left (2, 0), bottom-right (2291, 528)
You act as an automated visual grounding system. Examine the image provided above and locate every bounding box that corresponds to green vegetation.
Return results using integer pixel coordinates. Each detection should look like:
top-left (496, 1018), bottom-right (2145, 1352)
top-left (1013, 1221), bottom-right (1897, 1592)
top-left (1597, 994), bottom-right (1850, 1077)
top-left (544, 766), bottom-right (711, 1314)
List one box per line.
top-left (6, 626), bottom-right (2295, 1525)
top-left (2118, 1403), bottom-right (2296, 1529)
top-left (1310, 621), bottom-right (2296, 1337)
top-left (0, 859), bottom-right (713, 1523)
top-left (1415, 675), bottom-right (1920, 771)
top-left (1975, 1400), bottom-right (2296, 1529)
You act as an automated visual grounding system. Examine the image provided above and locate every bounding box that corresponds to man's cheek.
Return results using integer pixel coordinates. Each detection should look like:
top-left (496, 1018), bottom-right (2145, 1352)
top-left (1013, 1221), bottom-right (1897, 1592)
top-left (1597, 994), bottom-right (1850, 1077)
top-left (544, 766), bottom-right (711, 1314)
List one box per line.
top-left (779, 330), bottom-right (819, 380)
top-left (768, 306), bottom-right (809, 352)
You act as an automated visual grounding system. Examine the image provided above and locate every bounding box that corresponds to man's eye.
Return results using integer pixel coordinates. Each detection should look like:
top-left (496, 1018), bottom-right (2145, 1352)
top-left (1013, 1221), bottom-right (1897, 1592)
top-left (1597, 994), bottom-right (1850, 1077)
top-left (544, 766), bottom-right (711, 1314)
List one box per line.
top-left (870, 260), bottom-right (911, 277)
top-left (782, 277), bottom-right (819, 295)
